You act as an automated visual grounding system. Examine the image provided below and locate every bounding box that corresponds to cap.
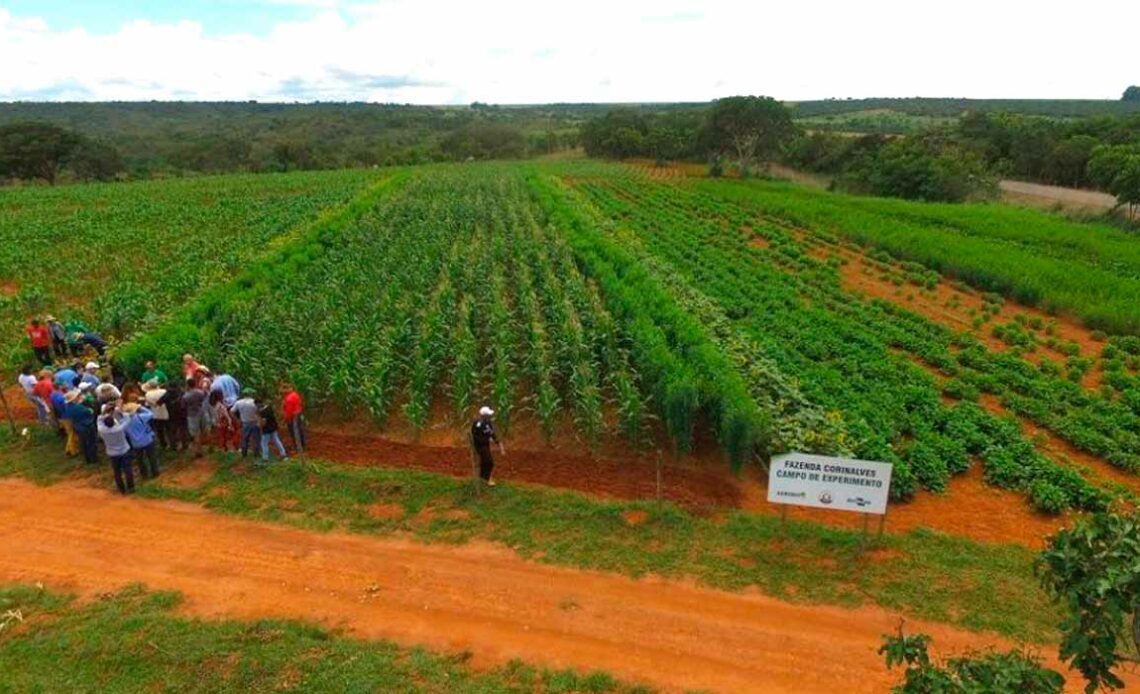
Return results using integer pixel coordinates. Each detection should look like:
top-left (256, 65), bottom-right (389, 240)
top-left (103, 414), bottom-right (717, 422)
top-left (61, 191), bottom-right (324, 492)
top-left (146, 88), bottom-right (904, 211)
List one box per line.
top-left (142, 379), bottom-right (159, 391)
top-left (78, 382), bottom-right (93, 392)
top-left (479, 406), bottom-right (495, 417)
top-left (85, 362), bottom-right (99, 370)
top-left (241, 387), bottom-right (255, 396)
top-left (64, 389), bottom-right (82, 403)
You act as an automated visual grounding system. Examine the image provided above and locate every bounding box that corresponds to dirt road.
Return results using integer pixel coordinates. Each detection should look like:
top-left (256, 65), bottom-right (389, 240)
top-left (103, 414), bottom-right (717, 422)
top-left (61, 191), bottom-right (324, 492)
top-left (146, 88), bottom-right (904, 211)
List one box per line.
top-left (999, 180), bottom-right (1117, 212)
top-left (2, 479), bottom-right (1129, 693)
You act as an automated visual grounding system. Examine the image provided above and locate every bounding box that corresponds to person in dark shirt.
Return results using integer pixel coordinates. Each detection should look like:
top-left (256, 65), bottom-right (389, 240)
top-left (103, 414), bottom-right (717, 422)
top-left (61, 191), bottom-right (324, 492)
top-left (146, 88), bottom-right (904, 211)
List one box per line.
top-left (470, 406), bottom-right (504, 486)
top-left (255, 397), bottom-right (288, 465)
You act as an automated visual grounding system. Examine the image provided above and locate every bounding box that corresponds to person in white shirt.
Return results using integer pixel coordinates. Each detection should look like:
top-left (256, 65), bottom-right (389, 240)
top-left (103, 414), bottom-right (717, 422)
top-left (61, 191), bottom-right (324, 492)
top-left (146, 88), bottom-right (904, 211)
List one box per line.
top-left (18, 364), bottom-right (48, 425)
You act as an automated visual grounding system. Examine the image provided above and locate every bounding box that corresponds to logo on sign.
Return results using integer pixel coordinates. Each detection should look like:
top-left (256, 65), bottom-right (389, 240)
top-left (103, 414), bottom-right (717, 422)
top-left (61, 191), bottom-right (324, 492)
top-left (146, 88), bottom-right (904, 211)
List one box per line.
top-left (818, 491), bottom-right (833, 505)
top-left (849, 497), bottom-right (872, 508)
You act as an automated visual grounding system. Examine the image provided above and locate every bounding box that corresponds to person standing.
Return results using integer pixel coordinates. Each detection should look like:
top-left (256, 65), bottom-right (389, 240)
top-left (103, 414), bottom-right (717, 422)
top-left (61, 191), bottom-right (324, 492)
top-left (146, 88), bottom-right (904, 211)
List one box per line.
top-left (80, 362), bottom-right (102, 388)
top-left (255, 396), bottom-right (288, 465)
top-left (54, 363), bottom-right (79, 389)
top-left (230, 388), bottom-right (261, 458)
top-left (182, 378), bottom-right (212, 457)
top-left (46, 316), bottom-right (68, 359)
top-left (55, 384), bottom-right (79, 457)
top-left (33, 370), bottom-right (56, 426)
top-left (123, 402), bottom-right (160, 480)
top-left (97, 405), bottom-right (135, 495)
top-left (95, 382), bottom-right (122, 410)
top-left (470, 406), bottom-right (504, 486)
top-left (141, 360), bottom-right (168, 386)
top-left (210, 373), bottom-right (241, 408)
top-left (209, 390), bottom-right (239, 452)
top-left (18, 365), bottom-right (49, 425)
top-left (182, 354), bottom-right (209, 381)
top-left (142, 381), bottom-right (172, 450)
top-left (26, 319), bottom-right (52, 366)
top-left (281, 384), bottom-right (306, 454)
top-left (64, 390), bottom-right (98, 465)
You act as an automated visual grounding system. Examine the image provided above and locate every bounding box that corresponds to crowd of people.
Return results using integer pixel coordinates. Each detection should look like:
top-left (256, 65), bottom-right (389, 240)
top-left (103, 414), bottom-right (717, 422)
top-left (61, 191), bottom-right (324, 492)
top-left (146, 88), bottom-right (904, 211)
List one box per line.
top-left (19, 317), bottom-right (308, 495)
top-left (21, 315), bottom-right (509, 493)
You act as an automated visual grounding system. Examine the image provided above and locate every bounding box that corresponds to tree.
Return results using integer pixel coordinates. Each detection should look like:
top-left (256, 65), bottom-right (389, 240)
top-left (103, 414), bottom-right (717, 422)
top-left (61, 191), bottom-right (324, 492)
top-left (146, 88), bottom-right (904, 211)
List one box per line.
top-left (880, 628), bottom-right (1064, 693)
top-left (1088, 145), bottom-right (1140, 220)
top-left (701, 96), bottom-right (794, 175)
top-left (0, 121), bottom-right (80, 184)
top-left (1122, 86), bottom-right (1140, 102)
top-left (842, 137), bottom-right (996, 203)
top-left (1038, 509), bottom-right (1140, 692)
top-left (68, 138), bottom-right (126, 182)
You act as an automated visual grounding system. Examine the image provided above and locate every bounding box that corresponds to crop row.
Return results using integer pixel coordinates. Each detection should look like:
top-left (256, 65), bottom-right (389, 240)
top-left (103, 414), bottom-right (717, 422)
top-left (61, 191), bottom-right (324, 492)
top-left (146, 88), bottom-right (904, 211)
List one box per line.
top-left (565, 169), bottom-right (1110, 511)
top-left (694, 178), bottom-right (1140, 335)
top-left (0, 169), bottom-right (378, 365)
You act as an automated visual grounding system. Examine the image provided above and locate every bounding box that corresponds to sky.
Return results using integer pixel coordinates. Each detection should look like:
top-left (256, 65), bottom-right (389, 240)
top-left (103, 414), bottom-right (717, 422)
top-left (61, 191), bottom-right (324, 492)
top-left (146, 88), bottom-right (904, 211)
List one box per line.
top-left (1, 0), bottom-right (1137, 104)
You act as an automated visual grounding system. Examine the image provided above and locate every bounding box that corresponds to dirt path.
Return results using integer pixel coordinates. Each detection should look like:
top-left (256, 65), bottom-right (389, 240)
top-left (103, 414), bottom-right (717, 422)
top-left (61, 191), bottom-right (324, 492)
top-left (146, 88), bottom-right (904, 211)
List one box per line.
top-left (1000, 180), bottom-right (1118, 213)
top-left (2, 478), bottom-right (1127, 693)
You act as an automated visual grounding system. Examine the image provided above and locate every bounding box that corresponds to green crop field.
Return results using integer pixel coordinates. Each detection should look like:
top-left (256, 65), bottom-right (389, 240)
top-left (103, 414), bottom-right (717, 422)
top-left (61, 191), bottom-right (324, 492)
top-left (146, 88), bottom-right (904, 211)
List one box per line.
top-left (1, 161), bottom-right (1135, 516)
top-left (7, 158), bottom-right (1140, 693)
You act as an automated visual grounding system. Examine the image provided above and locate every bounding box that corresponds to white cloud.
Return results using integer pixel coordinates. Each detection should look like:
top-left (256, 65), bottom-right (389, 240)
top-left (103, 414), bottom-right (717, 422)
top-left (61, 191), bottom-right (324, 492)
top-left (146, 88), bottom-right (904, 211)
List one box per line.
top-left (0, 1), bottom-right (1137, 103)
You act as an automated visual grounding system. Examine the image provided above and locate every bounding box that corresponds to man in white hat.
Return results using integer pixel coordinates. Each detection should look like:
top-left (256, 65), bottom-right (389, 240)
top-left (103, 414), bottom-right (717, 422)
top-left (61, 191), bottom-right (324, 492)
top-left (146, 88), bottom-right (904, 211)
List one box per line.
top-left (80, 362), bottom-right (101, 389)
top-left (470, 406), bottom-right (505, 486)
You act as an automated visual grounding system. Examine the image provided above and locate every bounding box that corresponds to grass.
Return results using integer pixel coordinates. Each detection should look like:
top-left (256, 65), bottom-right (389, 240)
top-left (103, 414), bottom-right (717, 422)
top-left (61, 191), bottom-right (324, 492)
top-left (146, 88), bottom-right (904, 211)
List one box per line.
top-left (0, 583), bottom-right (654, 693)
top-left (0, 429), bottom-right (1062, 644)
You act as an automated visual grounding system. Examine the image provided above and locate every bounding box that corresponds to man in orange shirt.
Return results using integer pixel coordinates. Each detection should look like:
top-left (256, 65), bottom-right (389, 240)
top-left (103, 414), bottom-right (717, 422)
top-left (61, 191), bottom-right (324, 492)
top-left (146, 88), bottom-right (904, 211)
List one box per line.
top-left (26, 318), bottom-right (52, 366)
top-left (281, 384), bottom-right (306, 454)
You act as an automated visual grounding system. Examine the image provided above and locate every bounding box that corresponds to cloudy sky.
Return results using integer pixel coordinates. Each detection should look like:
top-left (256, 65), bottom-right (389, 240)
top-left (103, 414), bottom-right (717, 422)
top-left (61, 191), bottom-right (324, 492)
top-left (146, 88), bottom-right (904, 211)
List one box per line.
top-left (1, 0), bottom-right (1136, 104)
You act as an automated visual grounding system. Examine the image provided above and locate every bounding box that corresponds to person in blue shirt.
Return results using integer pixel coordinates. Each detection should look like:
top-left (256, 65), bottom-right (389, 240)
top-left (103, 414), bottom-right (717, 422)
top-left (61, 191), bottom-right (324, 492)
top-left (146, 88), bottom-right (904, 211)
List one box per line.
top-left (210, 373), bottom-right (242, 408)
top-left (54, 364), bottom-right (79, 389)
top-left (123, 403), bottom-right (160, 480)
top-left (63, 390), bottom-right (98, 465)
top-left (80, 362), bottom-right (102, 388)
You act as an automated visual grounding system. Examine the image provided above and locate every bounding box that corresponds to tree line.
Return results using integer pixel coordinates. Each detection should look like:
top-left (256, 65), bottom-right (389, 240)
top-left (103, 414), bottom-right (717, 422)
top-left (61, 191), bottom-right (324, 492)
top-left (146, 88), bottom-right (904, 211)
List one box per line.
top-left (0, 102), bottom-right (584, 185)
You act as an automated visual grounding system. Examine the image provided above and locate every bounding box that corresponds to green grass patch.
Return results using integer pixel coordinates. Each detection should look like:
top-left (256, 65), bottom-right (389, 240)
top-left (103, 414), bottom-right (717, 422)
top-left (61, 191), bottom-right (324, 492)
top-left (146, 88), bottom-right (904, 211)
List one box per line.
top-left (0, 432), bottom-right (1062, 644)
top-left (0, 583), bottom-right (652, 693)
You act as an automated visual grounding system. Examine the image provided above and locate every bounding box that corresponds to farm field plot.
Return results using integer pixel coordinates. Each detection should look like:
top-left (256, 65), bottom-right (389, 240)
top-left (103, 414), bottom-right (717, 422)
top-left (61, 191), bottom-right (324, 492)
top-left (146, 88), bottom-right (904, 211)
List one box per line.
top-left (0, 168), bottom-right (379, 364)
top-left (7, 160), bottom-right (1140, 693)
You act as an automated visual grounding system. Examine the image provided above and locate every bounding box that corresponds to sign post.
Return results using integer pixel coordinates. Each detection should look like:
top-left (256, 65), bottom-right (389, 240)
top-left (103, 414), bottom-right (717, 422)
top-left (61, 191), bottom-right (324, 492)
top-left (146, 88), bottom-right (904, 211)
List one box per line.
top-left (767, 452), bottom-right (893, 547)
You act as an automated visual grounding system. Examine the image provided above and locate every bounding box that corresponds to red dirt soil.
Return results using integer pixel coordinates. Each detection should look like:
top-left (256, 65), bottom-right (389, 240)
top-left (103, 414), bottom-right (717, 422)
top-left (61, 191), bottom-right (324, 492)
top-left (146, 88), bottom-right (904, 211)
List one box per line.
top-left (3, 478), bottom-right (1130, 694)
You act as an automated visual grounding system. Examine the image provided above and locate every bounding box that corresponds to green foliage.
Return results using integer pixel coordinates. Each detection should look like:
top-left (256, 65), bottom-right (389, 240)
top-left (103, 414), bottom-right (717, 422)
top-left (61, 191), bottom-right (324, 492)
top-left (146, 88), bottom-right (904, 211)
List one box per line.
top-left (0, 584), bottom-right (649, 693)
top-left (1038, 509), bottom-right (1140, 692)
top-left (0, 121), bottom-right (118, 185)
top-left (701, 95), bottom-right (795, 174)
top-left (1123, 87), bottom-right (1140, 103)
top-left (880, 629), bottom-right (1064, 693)
top-left (1088, 145), bottom-right (1140, 219)
top-left (841, 136), bottom-right (997, 203)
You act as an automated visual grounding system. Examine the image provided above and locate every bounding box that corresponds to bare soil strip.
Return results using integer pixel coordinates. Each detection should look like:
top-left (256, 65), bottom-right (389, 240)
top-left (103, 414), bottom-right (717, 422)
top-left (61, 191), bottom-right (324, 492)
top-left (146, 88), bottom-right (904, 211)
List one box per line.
top-left (3, 478), bottom-right (1129, 694)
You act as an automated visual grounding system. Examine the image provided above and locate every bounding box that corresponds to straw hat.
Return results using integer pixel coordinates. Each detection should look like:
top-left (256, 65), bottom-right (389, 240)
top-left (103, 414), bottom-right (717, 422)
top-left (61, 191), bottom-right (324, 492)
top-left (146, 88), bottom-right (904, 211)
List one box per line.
top-left (64, 389), bottom-right (82, 404)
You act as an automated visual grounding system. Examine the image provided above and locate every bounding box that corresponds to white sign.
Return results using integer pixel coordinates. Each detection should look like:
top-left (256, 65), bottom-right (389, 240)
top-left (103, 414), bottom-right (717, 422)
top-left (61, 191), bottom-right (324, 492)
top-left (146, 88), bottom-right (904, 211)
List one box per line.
top-left (768, 452), bottom-right (893, 515)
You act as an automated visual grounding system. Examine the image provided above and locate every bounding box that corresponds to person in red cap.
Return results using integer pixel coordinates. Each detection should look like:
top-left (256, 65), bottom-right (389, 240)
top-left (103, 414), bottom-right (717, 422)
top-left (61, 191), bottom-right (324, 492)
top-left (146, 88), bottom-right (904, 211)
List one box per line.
top-left (26, 318), bottom-right (52, 366)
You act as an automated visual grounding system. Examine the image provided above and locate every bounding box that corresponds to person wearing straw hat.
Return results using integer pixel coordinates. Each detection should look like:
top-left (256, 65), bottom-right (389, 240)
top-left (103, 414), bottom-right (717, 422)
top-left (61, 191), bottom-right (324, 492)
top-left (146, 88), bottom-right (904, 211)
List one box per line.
top-left (470, 406), bottom-right (504, 486)
top-left (63, 389), bottom-right (98, 465)
top-left (57, 388), bottom-right (82, 457)
top-left (45, 315), bottom-right (67, 359)
top-left (142, 380), bottom-right (172, 450)
top-left (98, 403), bottom-right (135, 495)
